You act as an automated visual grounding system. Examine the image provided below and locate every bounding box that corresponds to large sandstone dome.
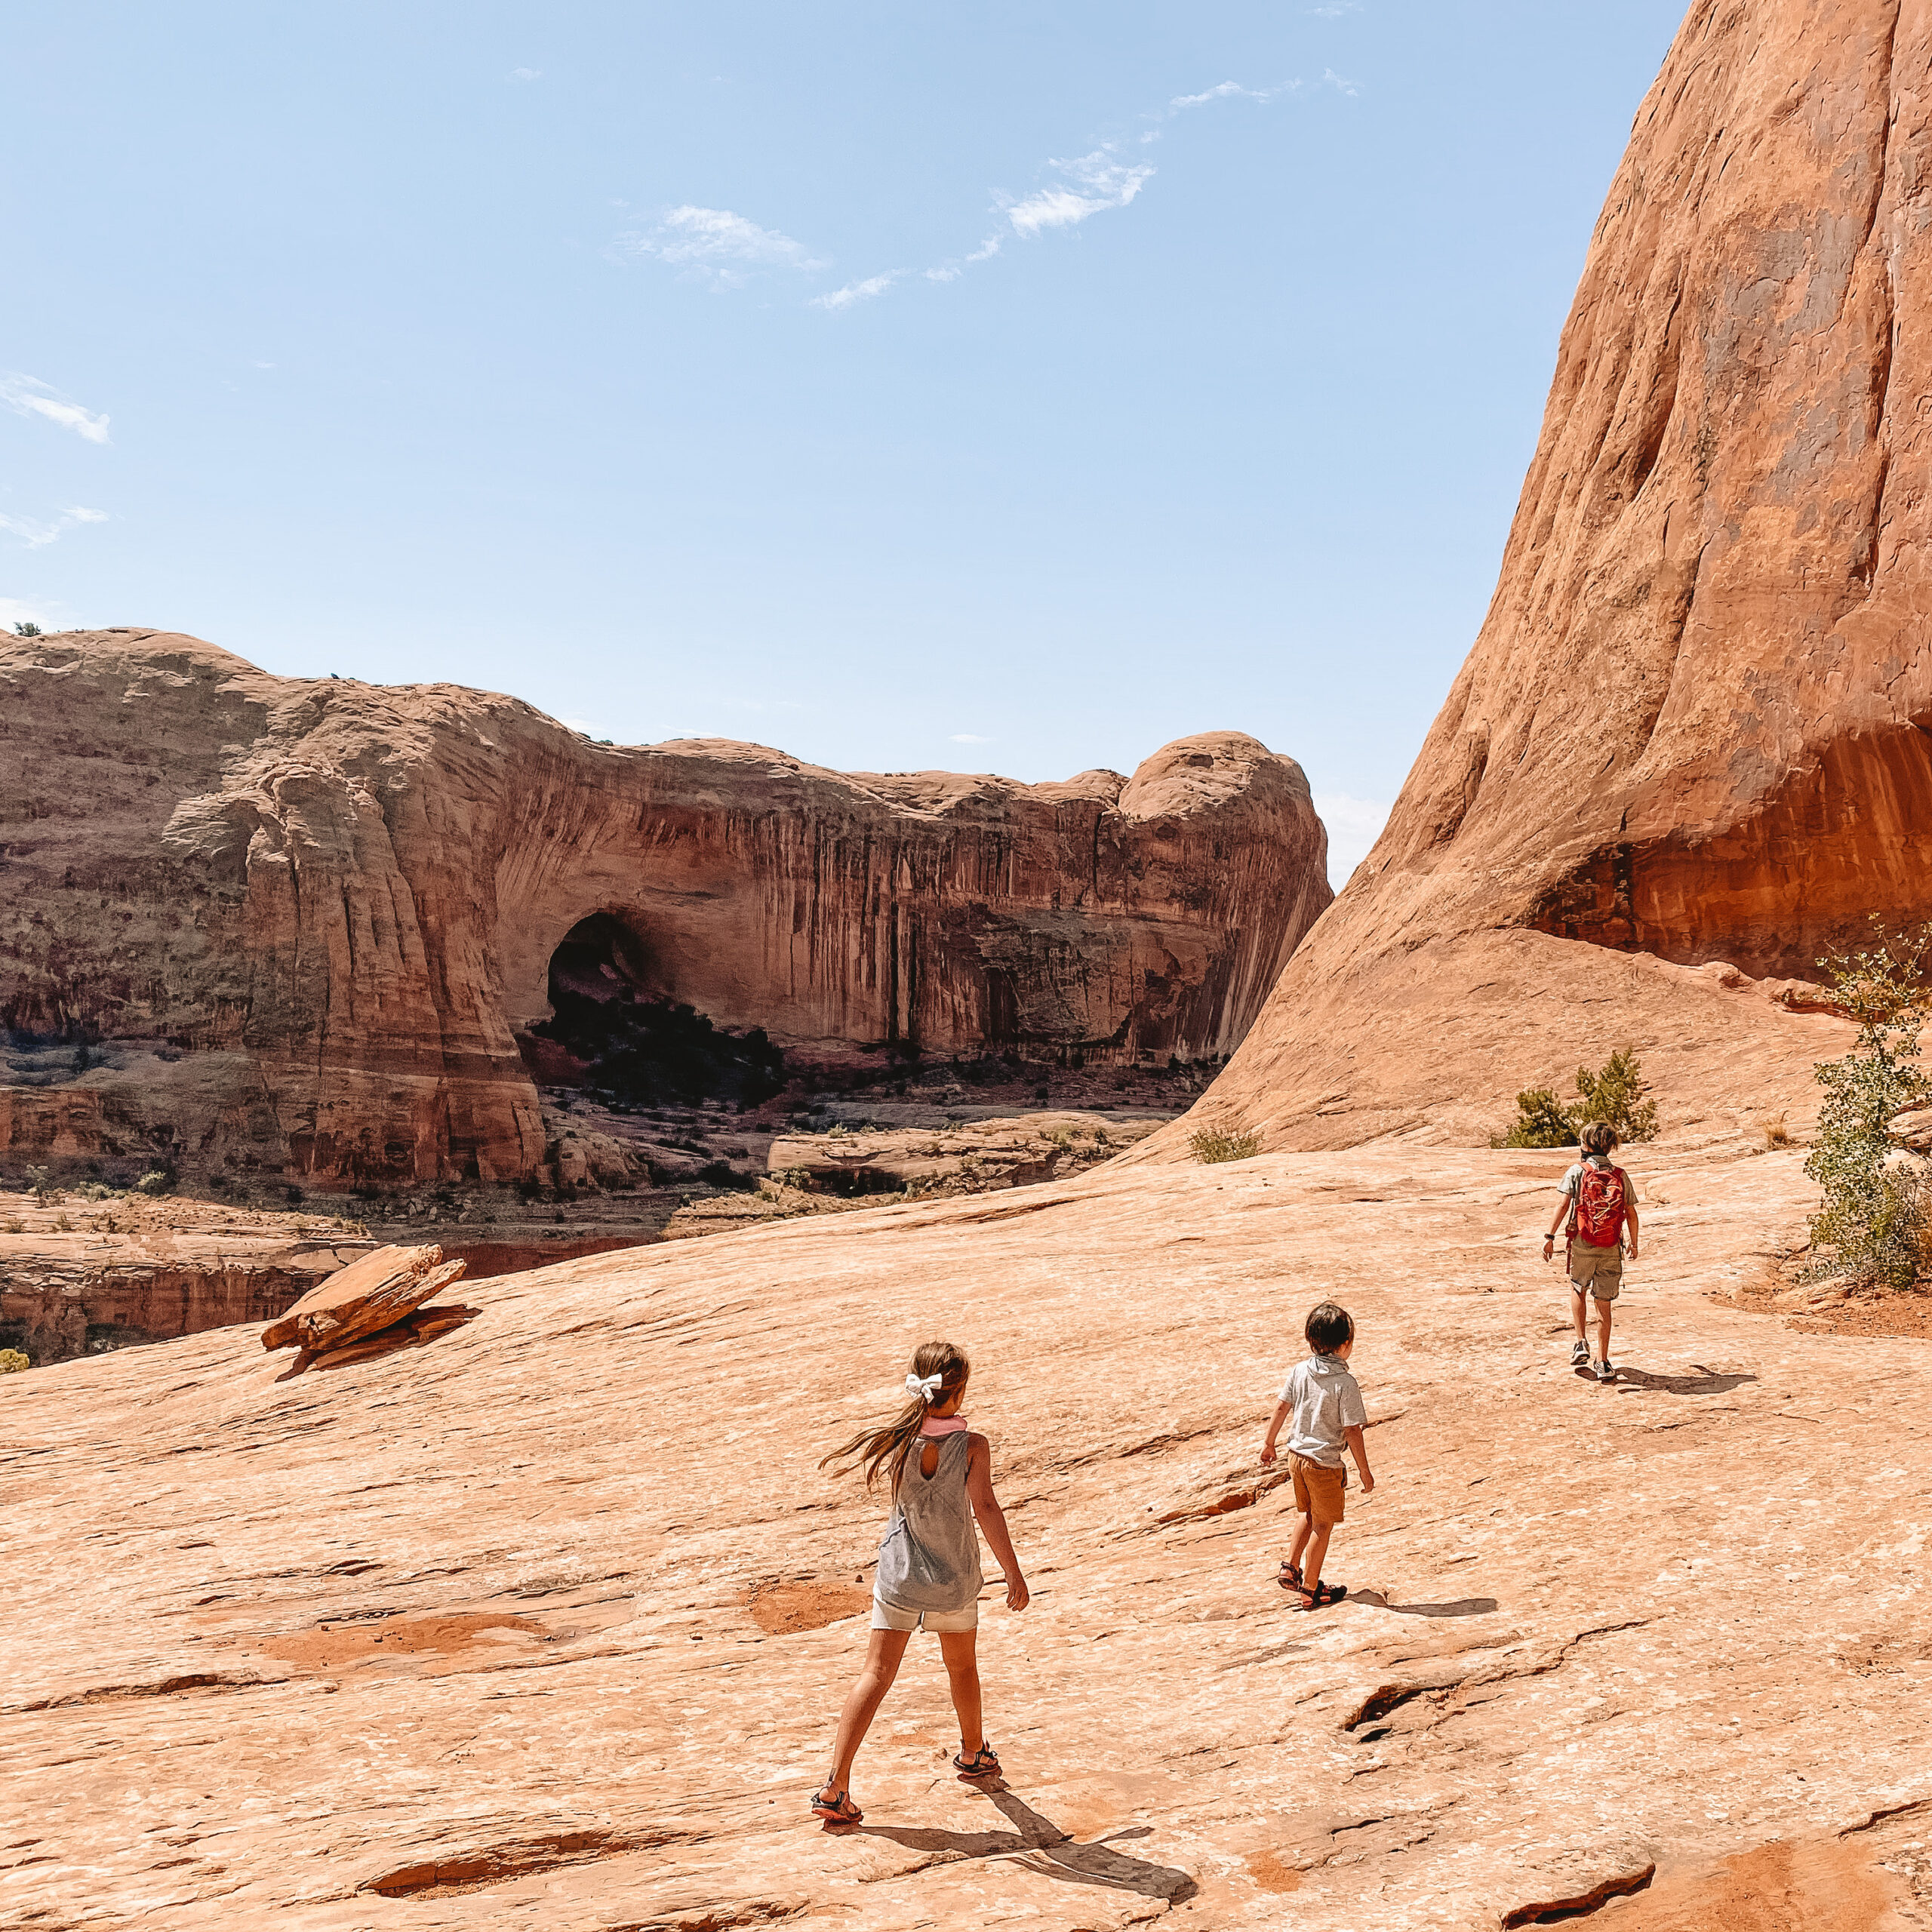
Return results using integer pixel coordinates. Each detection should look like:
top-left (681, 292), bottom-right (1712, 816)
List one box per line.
top-left (1188, 0), bottom-right (1917, 1149)
top-left (0, 631), bottom-right (1330, 1187)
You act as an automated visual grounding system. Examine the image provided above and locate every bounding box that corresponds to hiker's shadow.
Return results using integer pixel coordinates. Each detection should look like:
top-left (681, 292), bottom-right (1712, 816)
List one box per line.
top-left (858, 1785), bottom-right (1195, 1904)
top-left (1614, 1365), bottom-right (1758, 1396)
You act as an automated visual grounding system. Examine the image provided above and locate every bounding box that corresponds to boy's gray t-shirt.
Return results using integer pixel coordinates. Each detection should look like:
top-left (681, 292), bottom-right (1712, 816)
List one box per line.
top-left (1278, 1353), bottom-right (1367, 1468)
top-left (1561, 1152), bottom-right (1617, 1197)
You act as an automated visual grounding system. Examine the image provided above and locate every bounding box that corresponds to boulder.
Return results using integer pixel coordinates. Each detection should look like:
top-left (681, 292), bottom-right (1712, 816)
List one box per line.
top-left (260, 1244), bottom-right (461, 1353)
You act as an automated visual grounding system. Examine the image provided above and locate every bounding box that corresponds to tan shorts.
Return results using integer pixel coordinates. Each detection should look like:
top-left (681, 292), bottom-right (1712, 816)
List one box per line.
top-left (1290, 1452), bottom-right (1346, 1526)
top-left (871, 1594), bottom-right (978, 1633)
top-left (1568, 1240), bottom-right (1623, 1300)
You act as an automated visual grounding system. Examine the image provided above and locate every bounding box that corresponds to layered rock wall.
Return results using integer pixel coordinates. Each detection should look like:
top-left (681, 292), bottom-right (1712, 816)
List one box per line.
top-left (0, 632), bottom-right (1329, 1185)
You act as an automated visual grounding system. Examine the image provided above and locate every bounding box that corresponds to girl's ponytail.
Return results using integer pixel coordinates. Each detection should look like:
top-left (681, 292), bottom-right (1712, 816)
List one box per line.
top-left (820, 1340), bottom-right (970, 1493)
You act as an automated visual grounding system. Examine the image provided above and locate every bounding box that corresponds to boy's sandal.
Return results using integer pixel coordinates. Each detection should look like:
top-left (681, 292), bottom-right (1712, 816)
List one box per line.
top-left (1294, 1581), bottom-right (1349, 1611)
top-left (953, 1743), bottom-right (1001, 1780)
top-left (811, 1786), bottom-right (863, 1825)
top-left (1277, 1561), bottom-right (1303, 1591)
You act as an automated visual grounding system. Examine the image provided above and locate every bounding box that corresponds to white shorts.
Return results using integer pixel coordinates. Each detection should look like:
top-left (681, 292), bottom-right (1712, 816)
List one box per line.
top-left (871, 1593), bottom-right (979, 1633)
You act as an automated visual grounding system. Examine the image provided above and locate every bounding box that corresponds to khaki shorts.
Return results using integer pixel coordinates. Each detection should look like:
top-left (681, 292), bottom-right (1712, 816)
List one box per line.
top-left (1568, 1239), bottom-right (1623, 1300)
top-left (1290, 1452), bottom-right (1347, 1526)
top-left (871, 1594), bottom-right (979, 1633)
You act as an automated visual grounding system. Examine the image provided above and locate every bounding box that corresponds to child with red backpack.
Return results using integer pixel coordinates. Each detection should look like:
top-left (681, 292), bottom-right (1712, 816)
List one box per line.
top-left (1542, 1122), bottom-right (1641, 1382)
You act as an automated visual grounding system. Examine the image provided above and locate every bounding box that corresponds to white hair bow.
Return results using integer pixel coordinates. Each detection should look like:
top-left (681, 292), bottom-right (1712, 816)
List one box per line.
top-left (906, 1371), bottom-right (943, 1404)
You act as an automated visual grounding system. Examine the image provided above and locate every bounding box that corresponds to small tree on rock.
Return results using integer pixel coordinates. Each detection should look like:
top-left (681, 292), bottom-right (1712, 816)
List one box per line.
top-left (1805, 921), bottom-right (1932, 1289)
top-left (1493, 1048), bottom-right (1660, 1149)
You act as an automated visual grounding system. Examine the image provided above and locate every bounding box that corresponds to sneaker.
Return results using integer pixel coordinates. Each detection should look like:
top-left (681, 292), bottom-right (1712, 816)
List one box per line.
top-left (1570, 1340), bottom-right (1590, 1367)
top-left (1596, 1358), bottom-right (1617, 1383)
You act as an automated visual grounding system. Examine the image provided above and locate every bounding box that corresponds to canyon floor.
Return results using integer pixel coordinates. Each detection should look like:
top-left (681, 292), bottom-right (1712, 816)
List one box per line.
top-left (8, 1131), bottom-right (1931, 1931)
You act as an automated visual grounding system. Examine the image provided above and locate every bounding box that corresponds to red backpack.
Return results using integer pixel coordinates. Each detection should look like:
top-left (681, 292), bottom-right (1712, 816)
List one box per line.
top-left (1570, 1161), bottom-right (1628, 1248)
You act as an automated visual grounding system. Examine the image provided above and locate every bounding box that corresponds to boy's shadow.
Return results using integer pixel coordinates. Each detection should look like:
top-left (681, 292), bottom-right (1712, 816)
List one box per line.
top-left (1613, 1365), bottom-right (1758, 1396)
top-left (855, 1784), bottom-right (1196, 1903)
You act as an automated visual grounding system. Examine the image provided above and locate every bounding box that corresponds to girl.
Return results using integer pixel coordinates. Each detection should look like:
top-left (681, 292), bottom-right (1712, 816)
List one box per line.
top-left (811, 1340), bottom-right (1029, 1826)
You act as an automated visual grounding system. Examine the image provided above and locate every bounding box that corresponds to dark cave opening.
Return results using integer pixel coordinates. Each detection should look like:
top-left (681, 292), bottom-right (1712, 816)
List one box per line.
top-left (521, 912), bottom-right (787, 1110)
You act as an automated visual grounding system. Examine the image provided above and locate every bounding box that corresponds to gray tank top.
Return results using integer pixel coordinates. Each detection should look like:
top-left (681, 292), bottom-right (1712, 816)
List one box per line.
top-left (875, 1431), bottom-right (983, 1613)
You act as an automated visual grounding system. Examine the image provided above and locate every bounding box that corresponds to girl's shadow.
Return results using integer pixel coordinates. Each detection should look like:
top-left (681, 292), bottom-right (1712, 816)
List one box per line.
top-left (854, 1784), bottom-right (1196, 1903)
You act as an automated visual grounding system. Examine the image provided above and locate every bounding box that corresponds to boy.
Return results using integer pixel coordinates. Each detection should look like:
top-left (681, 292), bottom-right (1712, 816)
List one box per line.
top-left (1260, 1301), bottom-right (1374, 1611)
top-left (1541, 1121), bottom-right (1641, 1382)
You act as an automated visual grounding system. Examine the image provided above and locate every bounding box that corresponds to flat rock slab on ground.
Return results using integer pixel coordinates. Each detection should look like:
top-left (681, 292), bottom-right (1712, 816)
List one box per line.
top-left (5, 1138), bottom-right (1930, 1929)
top-left (260, 1243), bottom-right (454, 1353)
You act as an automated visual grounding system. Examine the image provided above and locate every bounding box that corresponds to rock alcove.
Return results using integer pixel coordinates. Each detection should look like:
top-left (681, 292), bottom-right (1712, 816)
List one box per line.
top-left (519, 912), bottom-right (789, 1112)
top-left (0, 632), bottom-right (1333, 1186)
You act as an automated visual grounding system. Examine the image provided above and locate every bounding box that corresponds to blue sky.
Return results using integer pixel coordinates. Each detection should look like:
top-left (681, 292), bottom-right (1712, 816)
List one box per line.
top-left (5, 2), bottom-right (1687, 883)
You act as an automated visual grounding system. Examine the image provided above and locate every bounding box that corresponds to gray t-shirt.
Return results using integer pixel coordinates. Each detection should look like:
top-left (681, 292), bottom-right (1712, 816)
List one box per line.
top-left (1277, 1353), bottom-right (1367, 1469)
top-left (1561, 1153), bottom-right (1617, 1196)
top-left (875, 1431), bottom-right (983, 1613)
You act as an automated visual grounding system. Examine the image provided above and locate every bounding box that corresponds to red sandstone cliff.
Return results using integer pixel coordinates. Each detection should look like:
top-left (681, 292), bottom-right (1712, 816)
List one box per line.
top-left (1182, 0), bottom-right (1910, 1149)
top-left (0, 632), bottom-right (1328, 1186)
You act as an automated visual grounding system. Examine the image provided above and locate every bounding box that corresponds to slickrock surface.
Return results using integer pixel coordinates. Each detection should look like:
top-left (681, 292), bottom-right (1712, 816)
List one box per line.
top-left (654, 1111), bottom-right (1164, 1241)
top-left (0, 630), bottom-right (1327, 1189)
top-left (765, 1110), bottom-right (1162, 1195)
top-left (8, 1136), bottom-right (1930, 1928)
top-left (0, 1189), bottom-right (371, 1363)
top-left (1183, 0), bottom-right (1921, 1151)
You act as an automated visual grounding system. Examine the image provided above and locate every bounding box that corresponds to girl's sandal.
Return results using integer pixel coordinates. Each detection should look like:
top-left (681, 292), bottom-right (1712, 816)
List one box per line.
top-left (1294, 1581), bottom-right (1349, 1612)
top-left (953, 1743), bottom-right (1002, 1780)
top-left (1277, 1561), bottom-right (1303, 1592)
top-left (811, 1786), bottom-right (863, 1826)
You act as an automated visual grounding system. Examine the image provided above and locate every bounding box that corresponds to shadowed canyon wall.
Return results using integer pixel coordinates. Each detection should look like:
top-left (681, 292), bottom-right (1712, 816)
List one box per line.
top-left (1178, 0), bottom-right (1918, 1151)
top-left (0, 632), bottom-right (1330, 1186)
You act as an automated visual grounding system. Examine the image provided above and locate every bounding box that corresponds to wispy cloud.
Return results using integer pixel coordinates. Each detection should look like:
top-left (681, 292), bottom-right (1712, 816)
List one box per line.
top-left (1, 372), bottom-right (111, 445)
top-left (508, 66), bottom-right (542, 81)
top-left (1306, 2), bottom-right (1362, 16)
top-left (1323, 67), bottom-right (1361, 96)
top-left (949, 733), bottom-right (991, 744)
top-left (609, 205), bottom-right (826, 288)
top-left (0, 505), bottom-right (109, 549)
top-left (620, 69), bottom-right (1319, 314)
top-left (1003, 148), bottom-right (1155, 238)
top-left (1167, 80), bottom-right (1295, 112)
top-left (811, 270), bottom-right (902, 312)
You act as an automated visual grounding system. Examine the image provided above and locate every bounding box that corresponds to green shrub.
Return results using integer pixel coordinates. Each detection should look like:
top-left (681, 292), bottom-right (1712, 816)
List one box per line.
top-left (134, 1169), bottom-right (174, 1195)
top-left (0, 1349), bottom-right (28, 1373)
top-left (1190, 1126), bottom-right (1263, 1164)
top-left (1804, 921), bottom-right (1932, 1289)
top-left (1492, 1048), bottom-right (1659, 1148)
top-left (1493, 1086), bottom-right (1578, 1149)
top-left (1573, 1048), bottom-right (1659, 1141)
